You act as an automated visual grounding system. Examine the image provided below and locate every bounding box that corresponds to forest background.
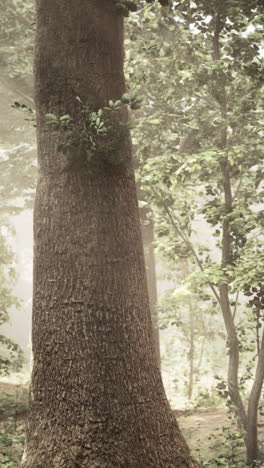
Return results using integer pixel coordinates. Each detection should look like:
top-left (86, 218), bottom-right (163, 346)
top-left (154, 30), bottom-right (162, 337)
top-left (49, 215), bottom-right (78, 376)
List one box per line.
top-left (0, 0), bottom-right (263, 467)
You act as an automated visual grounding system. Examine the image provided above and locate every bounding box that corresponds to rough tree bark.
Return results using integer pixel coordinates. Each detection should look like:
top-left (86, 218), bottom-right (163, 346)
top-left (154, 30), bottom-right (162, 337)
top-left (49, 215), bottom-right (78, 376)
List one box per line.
top-left (22, 1), bottom-right (198, 467)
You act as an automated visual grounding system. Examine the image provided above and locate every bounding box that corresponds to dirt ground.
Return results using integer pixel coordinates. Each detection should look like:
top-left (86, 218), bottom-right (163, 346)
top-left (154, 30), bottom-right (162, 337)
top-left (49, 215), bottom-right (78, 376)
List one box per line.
top-left (176, 407), bottom-right (232, 460)
top-left (1, 381), bottom-right (262, 465)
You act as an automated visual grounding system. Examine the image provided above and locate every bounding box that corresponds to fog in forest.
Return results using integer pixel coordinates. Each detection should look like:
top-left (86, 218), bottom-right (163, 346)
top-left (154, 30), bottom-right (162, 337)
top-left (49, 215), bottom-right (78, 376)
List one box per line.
top-left (1, 1), bottom-right (263, 467)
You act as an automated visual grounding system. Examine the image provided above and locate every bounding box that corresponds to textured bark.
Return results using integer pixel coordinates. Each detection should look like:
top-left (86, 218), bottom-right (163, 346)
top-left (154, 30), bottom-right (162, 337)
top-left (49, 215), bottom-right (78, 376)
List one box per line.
top-left (22, 1), bottom-right (198, 467)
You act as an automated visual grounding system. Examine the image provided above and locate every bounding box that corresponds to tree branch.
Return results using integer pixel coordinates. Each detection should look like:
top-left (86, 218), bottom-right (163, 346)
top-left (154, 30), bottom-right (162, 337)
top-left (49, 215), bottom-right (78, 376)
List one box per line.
top-left (156, 192), bottom-right (221, 306)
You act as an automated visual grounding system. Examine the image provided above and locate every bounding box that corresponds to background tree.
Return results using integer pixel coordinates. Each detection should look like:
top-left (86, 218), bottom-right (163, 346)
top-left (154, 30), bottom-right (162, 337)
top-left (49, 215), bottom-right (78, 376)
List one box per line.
top-left (158, 257), bottom-right (221, 401)
top-left (0, 0), bottom-right (34, 89)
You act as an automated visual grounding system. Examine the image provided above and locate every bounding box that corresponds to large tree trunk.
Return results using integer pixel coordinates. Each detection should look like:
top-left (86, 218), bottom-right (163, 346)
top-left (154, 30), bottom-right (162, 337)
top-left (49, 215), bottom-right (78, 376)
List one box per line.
top-left (22, 2), bottom-right (198, 467)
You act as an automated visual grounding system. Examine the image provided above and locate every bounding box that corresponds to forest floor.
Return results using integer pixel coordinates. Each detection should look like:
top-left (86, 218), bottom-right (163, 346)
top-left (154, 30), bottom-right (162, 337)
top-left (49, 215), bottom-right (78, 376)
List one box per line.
top-left (1, 381), bottom-right (263, 466)
top-left (176, 407), bottom-right (235, 462)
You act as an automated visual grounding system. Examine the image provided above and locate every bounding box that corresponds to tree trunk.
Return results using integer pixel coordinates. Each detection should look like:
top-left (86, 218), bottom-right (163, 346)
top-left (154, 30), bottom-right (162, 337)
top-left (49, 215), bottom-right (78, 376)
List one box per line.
top-left (218, 122), bottom-right (247, 434)
top-left (139, 207), bottom-right (160, 368)
top-left (213, 11), bottom-right (247, 434)
top-left (22, 2), bottom-right (198, 467)
top-left (181, 259), bottom-right (195, 401)
top-left (219, 283), bottom-right (247, 431)
top-left (246, 330), bottom-right (264, 465)
top-left (187, 300), bottom-right (194, 401)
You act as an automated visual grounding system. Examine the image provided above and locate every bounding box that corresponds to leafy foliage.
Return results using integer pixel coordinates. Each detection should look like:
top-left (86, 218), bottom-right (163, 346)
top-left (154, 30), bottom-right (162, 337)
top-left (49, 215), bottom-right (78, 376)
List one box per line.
top-left (45, 92), bottom-right (142, 164)
top-left (0, 1), bottom-right (36, 376)
top-left (126, 0), bottom-right (264, 463)
top-left (0, 390), bottom-right (27, 467)
top-left (0, 221), bottom-right (24, 375)
top-left (0, 137), bottom-right (35, 376)
top-left (0, 0), bottom-right (34, 79)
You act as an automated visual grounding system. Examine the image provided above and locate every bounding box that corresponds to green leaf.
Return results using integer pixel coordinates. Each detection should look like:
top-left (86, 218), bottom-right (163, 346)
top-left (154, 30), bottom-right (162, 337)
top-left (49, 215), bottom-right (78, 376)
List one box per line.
top-left (59, 114), bottom-right (72, 121)
top-left (45, 113), bottom-right (58, 120)
top-left (148, 119), bottom-right (160, 125)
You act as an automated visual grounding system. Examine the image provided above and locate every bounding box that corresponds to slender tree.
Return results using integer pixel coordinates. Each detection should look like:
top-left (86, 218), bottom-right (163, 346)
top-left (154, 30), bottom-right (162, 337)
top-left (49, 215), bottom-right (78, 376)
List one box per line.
top-left (22, 1), bottom-right (198, 467)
